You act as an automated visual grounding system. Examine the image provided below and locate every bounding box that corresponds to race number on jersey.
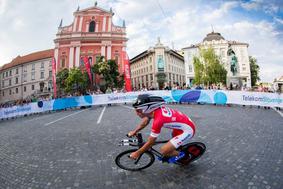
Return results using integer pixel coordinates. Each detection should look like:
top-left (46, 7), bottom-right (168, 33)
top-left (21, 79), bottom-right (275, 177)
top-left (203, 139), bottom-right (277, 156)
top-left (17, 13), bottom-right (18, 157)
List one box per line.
top-left (161, 106), bottom-right (172, 117)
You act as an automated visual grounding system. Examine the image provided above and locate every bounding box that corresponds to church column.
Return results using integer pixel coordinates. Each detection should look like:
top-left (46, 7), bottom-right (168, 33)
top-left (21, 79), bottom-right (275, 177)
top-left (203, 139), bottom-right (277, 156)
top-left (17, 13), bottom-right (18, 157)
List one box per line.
top-left (95, 22), bottom-right (99, 32)
top-left (54, 48), bottom-right (59, 73)
top-left (107, 45), bottom-right (111, 60)
top-left (75, 46), bottom-right (80, 67)
top-left (78, 17), bottom-right (83, 32)
top-left (73, 16), bottom-right (78, 32)
top-left (102, 16), bottom-right (106, 32)
top-left (108, 17), bottom-right (111, 32)
top-left (85, 23), bottom-right (89, 32)
top-left (101, 46), bottom-right (106, 57)
top-left (69, 47), bottom-right (74, 69)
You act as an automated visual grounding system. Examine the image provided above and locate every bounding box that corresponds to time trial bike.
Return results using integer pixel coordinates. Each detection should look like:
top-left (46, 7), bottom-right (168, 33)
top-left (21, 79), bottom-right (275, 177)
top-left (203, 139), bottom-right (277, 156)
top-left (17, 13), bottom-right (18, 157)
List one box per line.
top-left (115, 133), bottom-right (206, 171)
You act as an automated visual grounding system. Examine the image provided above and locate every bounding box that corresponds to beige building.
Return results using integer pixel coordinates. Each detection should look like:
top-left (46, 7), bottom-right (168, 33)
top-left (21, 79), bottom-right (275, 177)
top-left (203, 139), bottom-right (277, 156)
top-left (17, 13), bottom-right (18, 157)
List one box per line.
top-left (130, 38), bottom-right (185, 89)
top-left (0, 49), bottom-right (54, 104)
top-left (183, 31), bottom-right (251, 88)
top-left (273, 75), bottom-right (283, 93)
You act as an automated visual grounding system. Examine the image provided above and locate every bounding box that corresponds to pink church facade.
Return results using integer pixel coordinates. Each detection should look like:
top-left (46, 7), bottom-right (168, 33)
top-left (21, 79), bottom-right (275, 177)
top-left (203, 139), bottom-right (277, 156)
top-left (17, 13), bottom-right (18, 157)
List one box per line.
top-left (54, 5), bottom-right (127, 75)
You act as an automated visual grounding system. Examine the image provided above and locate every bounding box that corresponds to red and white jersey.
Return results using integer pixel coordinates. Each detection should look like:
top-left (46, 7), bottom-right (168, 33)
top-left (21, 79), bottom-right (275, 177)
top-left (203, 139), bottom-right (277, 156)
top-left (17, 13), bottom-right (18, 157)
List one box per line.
top-left (150, 106), bottom-right (196, 138)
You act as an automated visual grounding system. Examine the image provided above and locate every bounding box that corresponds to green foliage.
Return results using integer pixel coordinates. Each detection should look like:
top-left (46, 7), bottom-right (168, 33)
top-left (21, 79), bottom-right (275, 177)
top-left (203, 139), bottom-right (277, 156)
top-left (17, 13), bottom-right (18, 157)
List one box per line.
top-left (65, 68), bottom-right (88, 94)
top-left (193, 56), bottom-right (204, 85)
top-left (249, 56), bottom-right (260, 86)
top-left (193, 48), bottom-right (227, 86)
top-left (91, 58), bottom-right (124, 89)
top-left (56, 68), bottom-right (69, 94)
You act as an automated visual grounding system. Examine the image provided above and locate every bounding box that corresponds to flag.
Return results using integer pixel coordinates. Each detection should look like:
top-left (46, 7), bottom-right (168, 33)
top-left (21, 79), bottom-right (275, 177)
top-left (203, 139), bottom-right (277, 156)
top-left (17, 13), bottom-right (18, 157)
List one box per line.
top-left (83, 56), bottom-right (92, 84)
top-left (51, 57), bottom-right (57, 98)
top-left (121, 51), bottom-right (132, 92)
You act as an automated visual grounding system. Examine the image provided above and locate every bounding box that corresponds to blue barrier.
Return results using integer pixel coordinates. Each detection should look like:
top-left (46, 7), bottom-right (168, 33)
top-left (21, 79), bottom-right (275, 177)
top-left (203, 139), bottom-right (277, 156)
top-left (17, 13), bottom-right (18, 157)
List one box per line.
top-left (0, 90), bottom-right (282, 119)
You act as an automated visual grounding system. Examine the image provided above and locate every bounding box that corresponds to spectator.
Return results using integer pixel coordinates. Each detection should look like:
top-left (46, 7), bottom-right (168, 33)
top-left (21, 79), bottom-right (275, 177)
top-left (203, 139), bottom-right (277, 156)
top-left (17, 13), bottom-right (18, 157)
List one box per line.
top-left (106, 87), bottom-right (112, 94)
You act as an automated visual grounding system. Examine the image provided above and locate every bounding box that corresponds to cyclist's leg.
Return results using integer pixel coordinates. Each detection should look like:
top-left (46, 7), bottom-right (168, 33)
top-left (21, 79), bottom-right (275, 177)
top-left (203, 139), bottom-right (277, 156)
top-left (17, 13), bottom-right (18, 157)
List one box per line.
top-left (166, 126), bottom-right (194, 155)
top-left (160, 141), bottom-right (179, 157)
top-left (160, 130), bottom-right (193, 157)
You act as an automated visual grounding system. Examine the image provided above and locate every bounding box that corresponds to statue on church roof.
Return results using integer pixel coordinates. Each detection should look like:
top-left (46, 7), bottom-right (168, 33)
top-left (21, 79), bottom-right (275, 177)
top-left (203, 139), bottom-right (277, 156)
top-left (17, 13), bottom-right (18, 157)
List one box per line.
top-left (59, 19), bottom-right (63, 28)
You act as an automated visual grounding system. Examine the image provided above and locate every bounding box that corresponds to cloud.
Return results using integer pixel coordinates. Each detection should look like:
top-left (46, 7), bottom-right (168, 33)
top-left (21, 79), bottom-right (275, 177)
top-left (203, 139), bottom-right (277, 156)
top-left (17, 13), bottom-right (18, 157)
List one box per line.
top-left (241, 0), bottom-right (283, 16)
top-left (203, 1), bottom-right (239, 21)
top-left (0, 0), bottom-right (77, 64)
top-left (0, 0), bottom-right (282, 83)
top-left (0, 0), bottom-right (6, 15)
top-left (220, 20), bottom-right (283, 82)
top-left (241, 1), bottom-right (261, 11)
top-left (12, 18), bottom-right (25, 30)
top-left (274, 17), bottom-right (283, 25)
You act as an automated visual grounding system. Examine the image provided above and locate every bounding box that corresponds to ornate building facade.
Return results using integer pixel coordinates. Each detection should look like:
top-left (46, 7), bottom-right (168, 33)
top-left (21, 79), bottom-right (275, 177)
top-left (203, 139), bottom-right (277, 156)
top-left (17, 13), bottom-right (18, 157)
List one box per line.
top-left (183, 32), bottom-right (251, 88)
top-left (0, 50), bottom-right (54, 104)
top-left (130, 38), bottom-right (185, 89)
top-left (273, 75), bottom-right (283, 93)
top-left (54, 4), bottom-right (127, 80)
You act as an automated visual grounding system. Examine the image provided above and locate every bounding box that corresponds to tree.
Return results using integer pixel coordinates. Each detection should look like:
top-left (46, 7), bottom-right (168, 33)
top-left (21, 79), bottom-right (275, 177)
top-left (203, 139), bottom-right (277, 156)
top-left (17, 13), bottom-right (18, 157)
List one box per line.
top-left (65, 68), bottom-right (88, 94)
top-left (91, 58), bottom-right (124, 90)
top-left (193, 56), bottom-right (204, 85)
top-left (56, 68), bottom-right (69, 95)
top-left (193, 48), bottom-right (227, 86)
top-left (249, 56), bottom-right (260, 87)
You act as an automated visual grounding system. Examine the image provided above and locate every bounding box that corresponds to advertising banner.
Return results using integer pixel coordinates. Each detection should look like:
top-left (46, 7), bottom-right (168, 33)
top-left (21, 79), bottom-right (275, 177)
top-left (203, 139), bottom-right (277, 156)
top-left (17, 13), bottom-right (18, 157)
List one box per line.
top-left (83, 56), bottom-right (92, 83)
top-left (1, 90), bottom-right (282, 119)
top-left (121, 51), bottom-right (132, 92)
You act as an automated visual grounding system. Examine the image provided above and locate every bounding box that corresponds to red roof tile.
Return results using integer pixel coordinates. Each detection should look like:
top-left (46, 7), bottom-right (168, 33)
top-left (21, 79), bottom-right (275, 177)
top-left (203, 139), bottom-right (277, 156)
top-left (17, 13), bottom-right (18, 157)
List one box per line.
top-left (1, 49), bottom-right (54, 71)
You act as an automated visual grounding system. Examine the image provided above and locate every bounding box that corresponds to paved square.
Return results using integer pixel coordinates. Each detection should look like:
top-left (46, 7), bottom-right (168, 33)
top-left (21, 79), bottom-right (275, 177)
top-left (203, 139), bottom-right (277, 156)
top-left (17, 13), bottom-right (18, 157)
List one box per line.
top-left (0, 104), bottom-right (282, 189)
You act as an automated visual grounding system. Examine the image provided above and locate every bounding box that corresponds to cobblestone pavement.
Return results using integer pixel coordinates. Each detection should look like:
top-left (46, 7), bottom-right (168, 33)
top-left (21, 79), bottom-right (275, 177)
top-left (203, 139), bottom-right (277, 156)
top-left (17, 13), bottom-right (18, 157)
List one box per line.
top-left (0, 104), bottom-right (282, 189)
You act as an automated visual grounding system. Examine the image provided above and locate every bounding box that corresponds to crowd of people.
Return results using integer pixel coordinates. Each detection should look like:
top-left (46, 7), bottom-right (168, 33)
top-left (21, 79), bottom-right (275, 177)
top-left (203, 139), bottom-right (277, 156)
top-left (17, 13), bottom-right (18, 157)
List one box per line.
top-left (0, 82), bottom-right (281, 109)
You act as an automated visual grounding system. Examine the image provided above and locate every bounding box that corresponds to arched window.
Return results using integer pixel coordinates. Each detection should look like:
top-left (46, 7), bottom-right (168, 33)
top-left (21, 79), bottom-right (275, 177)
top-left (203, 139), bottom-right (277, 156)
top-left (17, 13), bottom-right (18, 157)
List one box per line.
top-left (88, 57), bottom-right (93, 65)
top-left (89, 21), bottom-right (95, 32)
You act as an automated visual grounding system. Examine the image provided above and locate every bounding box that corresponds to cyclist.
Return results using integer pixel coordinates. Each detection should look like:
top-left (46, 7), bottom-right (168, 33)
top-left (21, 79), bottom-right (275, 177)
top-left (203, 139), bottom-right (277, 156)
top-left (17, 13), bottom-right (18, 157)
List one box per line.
top-left (128, 94), bottom-right (196, 163)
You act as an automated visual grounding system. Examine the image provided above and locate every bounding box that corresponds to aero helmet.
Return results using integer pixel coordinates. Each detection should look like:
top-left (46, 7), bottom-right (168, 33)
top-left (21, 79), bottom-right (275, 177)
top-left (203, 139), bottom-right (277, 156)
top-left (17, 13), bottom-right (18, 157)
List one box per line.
top-left (133, 94), bottom-right (165, 114)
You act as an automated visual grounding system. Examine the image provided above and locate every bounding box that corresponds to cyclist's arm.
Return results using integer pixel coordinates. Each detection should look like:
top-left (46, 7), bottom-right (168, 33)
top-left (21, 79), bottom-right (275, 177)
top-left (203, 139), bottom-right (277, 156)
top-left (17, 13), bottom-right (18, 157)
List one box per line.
top-left (135, 136), bottom-right (156, 155)
top-left (132, 117), bottom-right (151, 134)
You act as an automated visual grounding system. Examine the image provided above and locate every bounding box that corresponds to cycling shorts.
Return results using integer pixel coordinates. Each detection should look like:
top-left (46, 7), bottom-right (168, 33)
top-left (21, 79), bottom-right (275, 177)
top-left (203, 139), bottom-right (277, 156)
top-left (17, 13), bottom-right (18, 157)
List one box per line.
top-left (169, 125), bottom-right (194, 149)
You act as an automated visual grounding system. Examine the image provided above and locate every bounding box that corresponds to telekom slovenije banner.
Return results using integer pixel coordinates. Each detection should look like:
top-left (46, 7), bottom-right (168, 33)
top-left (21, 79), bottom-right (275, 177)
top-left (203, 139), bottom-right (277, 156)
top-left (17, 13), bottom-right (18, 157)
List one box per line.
top-left (51, 57), bottom-right (57, 98)
top-left (0, 90), bottom-right (282, 119)
top-left (121, 51), bottom-right (132, 92)
top-left (83, 56), bottom-right (92, 83)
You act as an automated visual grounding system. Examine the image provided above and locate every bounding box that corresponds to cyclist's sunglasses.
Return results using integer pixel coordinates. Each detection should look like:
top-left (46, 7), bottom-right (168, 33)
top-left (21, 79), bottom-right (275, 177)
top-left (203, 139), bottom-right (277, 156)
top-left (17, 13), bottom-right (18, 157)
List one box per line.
top-left (135, 108), bottom-right (143, 113)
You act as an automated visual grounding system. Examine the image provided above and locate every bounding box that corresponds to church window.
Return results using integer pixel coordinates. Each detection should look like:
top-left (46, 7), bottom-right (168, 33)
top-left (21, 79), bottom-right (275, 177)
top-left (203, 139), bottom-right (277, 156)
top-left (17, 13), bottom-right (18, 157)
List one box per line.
top-left (89, 21), bottom-right (96, 32)
top-left (61, 58), bottom-right (66, 67)
top-left (88, 57), bottom-right (93, 65)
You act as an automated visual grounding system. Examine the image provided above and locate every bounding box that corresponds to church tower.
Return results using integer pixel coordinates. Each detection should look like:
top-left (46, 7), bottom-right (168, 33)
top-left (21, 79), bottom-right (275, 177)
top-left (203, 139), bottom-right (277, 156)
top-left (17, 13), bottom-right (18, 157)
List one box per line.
top-left (54, 4), bottom-right (127, 75)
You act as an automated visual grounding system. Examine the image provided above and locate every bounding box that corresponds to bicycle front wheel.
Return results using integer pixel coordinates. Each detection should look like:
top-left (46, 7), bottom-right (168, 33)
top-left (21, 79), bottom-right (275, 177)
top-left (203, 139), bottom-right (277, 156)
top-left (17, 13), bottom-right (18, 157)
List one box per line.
top-left (115, 149), bottom-right (155, 171)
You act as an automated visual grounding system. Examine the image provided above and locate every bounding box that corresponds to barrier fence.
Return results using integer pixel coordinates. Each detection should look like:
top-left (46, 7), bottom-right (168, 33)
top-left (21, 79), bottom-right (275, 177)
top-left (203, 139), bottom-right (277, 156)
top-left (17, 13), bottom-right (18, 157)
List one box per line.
top-left (1, 90), bottom-right (282, 119)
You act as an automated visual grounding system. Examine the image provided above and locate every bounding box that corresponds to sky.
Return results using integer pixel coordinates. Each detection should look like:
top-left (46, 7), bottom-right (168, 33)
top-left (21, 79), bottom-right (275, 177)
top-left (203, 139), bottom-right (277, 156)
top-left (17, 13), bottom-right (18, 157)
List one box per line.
top-left (0, 0), bottom-right (282, 82)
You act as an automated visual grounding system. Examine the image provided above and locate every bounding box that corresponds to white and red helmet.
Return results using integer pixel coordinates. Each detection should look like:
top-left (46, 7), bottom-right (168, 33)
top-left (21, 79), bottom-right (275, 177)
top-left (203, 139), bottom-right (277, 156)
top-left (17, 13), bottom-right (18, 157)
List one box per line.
top-left (133, 94), bottom-right (165, 114)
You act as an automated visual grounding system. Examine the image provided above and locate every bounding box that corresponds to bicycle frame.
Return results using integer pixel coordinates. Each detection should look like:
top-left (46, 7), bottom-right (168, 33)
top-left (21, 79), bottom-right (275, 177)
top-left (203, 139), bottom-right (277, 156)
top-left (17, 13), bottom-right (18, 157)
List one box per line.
top-left (116, 133), bottom-right (206, 170)
top-left (119, 133), bottom-right (169, 159)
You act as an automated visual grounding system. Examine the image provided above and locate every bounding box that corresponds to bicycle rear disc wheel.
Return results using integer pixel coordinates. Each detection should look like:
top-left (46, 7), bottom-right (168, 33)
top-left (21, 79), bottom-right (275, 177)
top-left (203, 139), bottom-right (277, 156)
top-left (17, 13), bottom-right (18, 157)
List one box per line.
top-left (115, 149), bottom-right (155, 171)
top-left (178, 142), bottom-right (206, 165)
